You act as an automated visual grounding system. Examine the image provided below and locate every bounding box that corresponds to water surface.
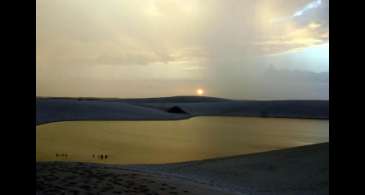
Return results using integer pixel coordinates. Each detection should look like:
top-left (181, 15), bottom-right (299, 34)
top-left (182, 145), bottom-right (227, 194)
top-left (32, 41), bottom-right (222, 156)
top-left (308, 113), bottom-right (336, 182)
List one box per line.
top-left (36, 117), bottom-right (329, 164)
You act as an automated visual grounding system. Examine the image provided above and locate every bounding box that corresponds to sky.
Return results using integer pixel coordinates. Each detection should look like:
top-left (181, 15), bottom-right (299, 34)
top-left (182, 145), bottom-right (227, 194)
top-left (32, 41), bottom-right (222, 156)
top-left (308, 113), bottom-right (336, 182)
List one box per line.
top-left (36, 0), bottom-right (329, 100)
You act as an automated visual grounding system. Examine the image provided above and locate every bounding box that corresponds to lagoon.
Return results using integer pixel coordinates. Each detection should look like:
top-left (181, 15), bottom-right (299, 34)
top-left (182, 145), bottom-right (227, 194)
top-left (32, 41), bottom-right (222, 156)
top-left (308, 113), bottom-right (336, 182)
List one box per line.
top-left (36, 117), bottom-right (329, 164)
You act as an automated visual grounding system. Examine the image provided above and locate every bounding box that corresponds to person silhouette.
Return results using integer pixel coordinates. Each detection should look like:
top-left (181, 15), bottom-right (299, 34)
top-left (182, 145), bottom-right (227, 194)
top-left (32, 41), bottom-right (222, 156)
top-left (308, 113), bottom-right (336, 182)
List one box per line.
top-left (105, 154), bottom-right (108, 160)
top-left (100, 154), bottom-right (104, 160)
top-left (92, 154), bottom-right (95, 158)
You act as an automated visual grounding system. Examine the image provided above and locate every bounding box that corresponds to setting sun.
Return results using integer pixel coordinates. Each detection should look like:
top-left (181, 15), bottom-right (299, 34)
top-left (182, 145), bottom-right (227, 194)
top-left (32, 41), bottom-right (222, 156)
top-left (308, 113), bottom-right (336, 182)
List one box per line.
top-left (196, 89), bottom-right (204, 96)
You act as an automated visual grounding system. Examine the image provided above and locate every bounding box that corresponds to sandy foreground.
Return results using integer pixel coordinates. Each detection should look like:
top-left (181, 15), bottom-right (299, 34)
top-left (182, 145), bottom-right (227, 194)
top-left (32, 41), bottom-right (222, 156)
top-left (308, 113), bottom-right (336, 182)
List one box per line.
top-left (37, 143), bottom-right (328, 195)
top-left (37, 163), bottom-right (233, 195)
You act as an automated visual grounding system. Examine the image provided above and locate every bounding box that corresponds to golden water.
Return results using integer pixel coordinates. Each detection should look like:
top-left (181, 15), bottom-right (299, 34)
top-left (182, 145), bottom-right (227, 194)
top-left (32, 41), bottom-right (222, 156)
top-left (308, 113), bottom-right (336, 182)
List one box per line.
top-left (36, 117), bottom-right (329, 165)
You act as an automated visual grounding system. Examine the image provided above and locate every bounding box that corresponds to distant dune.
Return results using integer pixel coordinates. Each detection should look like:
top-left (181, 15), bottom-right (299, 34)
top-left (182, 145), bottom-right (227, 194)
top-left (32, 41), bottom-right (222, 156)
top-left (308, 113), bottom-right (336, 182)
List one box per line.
top-left (36, 96), bottom-right (328, 125)
top-left (37, 142), bottom-right (329, 195)
top-left (37, 96), bottom-right (230, 103)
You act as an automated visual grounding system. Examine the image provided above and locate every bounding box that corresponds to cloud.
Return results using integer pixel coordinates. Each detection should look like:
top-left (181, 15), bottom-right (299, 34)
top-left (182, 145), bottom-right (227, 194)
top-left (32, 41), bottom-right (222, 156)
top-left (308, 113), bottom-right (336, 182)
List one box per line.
top-left (37, 0), bottom-right (329, 99)
top-left (255, 25), bottom-right (327, 54)
top-left (308, 22), bottom-right (321, 29)
top-left (265, 0), bottom-right (328, 53)
top-left (37, 0), bottom-right (329, 67)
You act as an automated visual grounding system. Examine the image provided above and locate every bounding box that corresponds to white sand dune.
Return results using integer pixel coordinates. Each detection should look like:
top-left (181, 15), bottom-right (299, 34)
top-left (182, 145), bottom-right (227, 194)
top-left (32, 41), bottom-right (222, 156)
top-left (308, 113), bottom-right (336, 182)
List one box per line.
top-left (126, 142), bottom-right (329, 195)
top-left (36, 98), bottom-right (189, 125)
top-left (36, 97), bottom-right (328, 125)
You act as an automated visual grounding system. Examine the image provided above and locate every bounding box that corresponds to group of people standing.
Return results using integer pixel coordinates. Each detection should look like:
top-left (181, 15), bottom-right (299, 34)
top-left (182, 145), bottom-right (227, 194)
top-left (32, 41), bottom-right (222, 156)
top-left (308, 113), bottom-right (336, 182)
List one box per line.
top-left (92, 154), bottom-right (109, 160)
top-left (55, 153), bottom-right (68, 158)
top-left (54, 153), bottom-right (110, 160)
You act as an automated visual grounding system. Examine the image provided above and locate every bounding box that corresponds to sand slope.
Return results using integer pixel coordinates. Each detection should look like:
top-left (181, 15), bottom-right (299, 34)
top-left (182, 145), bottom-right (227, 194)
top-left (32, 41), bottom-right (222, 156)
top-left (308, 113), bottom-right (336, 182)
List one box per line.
top-left (128, 143), bottom-right (329, 195)
top-left (37, 143), bottom-right (328, 195)
top-left (37, 163), bottom-right (234, 195)
top-left (36, 98), bottom-right (189, 125)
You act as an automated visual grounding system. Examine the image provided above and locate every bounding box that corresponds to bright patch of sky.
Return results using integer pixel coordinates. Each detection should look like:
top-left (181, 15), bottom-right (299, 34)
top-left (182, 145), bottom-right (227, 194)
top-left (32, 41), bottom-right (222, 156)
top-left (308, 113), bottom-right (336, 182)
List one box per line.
top-left (294, 0), bottom-right (322, 17)
top-left (262, 42), bottom-right (329, 73)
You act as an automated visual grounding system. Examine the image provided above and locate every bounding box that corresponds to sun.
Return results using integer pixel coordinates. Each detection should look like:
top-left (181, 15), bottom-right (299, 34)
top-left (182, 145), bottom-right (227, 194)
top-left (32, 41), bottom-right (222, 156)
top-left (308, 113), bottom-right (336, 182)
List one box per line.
top-left (196, 89), bottom-right (204, 96)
